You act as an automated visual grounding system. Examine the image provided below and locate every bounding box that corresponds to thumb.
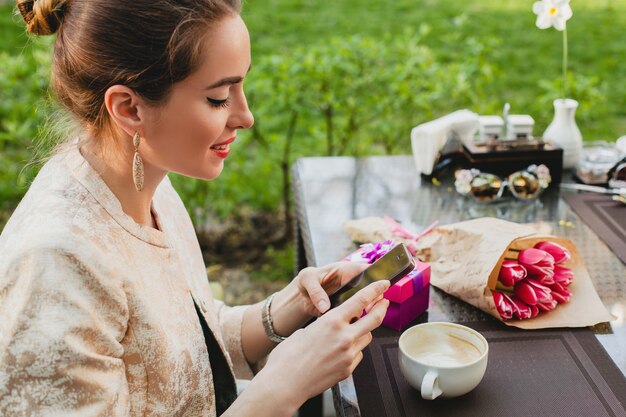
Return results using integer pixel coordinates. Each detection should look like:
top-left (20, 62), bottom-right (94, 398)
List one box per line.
top-left (300, 268), bottom-right (336, 314)
top-left (337, 280), bottom-right (390, 321)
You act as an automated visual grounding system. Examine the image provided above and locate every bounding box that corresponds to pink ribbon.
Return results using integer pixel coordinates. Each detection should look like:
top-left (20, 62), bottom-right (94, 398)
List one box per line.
top-left (382, 215), bottom-right (439, 256)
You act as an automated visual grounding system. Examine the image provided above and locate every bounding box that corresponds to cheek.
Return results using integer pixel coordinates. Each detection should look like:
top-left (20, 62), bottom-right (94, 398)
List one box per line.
top-left (157, 105), bottom-right (225, 150)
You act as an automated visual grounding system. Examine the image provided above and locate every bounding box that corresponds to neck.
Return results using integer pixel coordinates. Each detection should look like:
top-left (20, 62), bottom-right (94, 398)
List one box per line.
top-left (81, 138), bottom-right (167, 229)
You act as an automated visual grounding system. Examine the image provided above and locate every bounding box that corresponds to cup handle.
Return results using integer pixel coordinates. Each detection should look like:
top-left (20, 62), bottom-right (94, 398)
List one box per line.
top-left (421, 370), bottom-right (443, 400)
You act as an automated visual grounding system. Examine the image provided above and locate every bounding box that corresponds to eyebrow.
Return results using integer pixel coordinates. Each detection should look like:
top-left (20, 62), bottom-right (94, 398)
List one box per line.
top-left (205, 64), bottom-right (252, 90)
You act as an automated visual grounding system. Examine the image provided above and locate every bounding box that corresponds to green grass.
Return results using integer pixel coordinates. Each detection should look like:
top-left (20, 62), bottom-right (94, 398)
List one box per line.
top-left (4, 1), bottom-right (622, 139)
top-left (241, 0), bottom-right (626, 138)
top-left (1, 0), bottom-right (625, 226)
top-left (0, 6), bottom-right (28, 54)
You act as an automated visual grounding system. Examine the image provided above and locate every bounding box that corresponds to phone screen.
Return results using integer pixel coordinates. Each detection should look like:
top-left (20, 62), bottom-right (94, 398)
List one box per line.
top-left (334, 243), bottom-right (415, 305)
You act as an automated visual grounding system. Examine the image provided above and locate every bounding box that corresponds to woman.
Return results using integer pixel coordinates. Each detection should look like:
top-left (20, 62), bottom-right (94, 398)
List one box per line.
top-left (0, 0), bottom-right (390, 416)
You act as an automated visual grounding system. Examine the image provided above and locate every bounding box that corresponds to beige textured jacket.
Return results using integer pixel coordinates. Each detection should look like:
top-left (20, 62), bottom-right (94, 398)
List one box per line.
top-left (0, 146), bottom-right (255, 416)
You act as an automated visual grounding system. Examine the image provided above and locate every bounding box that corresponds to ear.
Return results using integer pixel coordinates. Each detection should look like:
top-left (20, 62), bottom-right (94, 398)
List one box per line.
top-left (103, 85), bottom-right (147, 138)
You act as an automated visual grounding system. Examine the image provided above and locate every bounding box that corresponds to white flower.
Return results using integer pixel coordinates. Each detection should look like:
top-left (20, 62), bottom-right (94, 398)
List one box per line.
top-left (533, 0), bottom-right (573, 31)
top-left (455, 169), bottom-right (474, 183)
top-left (454, 169), bottom-right (476, 195)
top-left (528, 164), bottom-right (552, 188)
top-left (455, 181), bottom-right (472, 195)
top-left (534, 164), bottom-right (551, 180)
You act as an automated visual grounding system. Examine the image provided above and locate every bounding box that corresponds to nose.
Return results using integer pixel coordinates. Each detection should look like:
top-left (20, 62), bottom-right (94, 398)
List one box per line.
top-left (229, 90), bottom-right (254, 130)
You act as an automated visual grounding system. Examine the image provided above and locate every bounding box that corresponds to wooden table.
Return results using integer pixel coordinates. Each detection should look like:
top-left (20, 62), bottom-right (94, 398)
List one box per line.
top-left (292, 155), bottom-right (626, 417)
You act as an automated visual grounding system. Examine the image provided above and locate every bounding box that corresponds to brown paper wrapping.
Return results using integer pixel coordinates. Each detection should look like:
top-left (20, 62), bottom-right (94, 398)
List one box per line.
top-left (343, 217), bottom-right (615, 329)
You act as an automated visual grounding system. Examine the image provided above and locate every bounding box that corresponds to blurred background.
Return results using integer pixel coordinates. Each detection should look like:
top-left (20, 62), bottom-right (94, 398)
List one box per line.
top-left (1, 0), bottom-right (624, 301)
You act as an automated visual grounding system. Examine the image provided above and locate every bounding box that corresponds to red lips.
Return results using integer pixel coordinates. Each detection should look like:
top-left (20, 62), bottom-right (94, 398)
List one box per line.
top-left (210, 136), bottom-right (235, 159)
top-left (212, 136), bottom-right (236, 147)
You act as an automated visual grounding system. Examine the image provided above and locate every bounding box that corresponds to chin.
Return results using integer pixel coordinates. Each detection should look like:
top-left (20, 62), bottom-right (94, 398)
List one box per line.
top-left (200, 163), bottom-right (225, 181)
top-left (175, 161), bottom-right (224, 181)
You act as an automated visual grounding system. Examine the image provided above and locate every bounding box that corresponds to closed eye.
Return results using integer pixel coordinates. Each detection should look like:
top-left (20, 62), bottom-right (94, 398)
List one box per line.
top-left (207, 97), bottom-right (231, 109)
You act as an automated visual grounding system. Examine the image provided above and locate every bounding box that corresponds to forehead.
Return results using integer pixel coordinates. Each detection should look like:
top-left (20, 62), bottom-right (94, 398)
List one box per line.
top-left (188, 14), bottom-right (251, 86)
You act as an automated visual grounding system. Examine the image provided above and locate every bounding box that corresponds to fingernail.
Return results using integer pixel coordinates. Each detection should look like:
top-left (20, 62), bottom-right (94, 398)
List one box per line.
top-left (317, 299), bottom-right (329, 312)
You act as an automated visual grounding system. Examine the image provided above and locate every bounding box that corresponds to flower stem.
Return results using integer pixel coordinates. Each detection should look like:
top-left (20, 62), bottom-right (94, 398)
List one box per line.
top-left (496, 282), bottom-right (515, 294)
top-left (562, 25), bottom-right (568, 98)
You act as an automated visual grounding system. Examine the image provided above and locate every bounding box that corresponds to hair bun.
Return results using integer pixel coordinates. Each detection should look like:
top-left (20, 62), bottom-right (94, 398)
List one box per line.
top-left (17, 0), bottom-right (68, 36)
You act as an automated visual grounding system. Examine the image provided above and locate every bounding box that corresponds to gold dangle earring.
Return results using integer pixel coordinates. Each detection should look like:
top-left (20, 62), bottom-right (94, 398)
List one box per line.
top-left (132, 131), bottom-right (144, 192)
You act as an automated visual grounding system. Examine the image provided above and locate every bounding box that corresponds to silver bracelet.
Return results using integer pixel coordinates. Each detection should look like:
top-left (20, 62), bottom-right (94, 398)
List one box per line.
top-left (262, 292), bottom-right (287, 343)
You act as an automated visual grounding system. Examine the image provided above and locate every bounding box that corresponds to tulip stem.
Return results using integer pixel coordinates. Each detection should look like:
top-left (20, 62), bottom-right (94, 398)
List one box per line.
top-left (562, 25), bottom-right (568, 98)
top-left (495, 282), bottom-right (515, 294)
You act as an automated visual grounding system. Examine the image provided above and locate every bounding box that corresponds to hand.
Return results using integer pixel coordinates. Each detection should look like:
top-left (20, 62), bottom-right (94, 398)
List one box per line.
top-left (260, 280), bottom-right (390, 406)
top-left (296, 261), bottom-right (369, 316)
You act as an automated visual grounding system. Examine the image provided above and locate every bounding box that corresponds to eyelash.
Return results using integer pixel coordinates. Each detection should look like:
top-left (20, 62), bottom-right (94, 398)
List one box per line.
top-left (207, 97), bottom-right (231, 109)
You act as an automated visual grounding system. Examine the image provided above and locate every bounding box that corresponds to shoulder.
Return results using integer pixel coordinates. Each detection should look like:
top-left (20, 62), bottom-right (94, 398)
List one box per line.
top-left (0, 155), bottom-right (122, 285)
top-left (1, 242), bottom-right (119, 292)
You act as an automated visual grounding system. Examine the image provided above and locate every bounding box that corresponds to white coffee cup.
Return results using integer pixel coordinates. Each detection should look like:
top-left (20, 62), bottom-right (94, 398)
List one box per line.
top-left (398, 322), bottom-right (488, 400)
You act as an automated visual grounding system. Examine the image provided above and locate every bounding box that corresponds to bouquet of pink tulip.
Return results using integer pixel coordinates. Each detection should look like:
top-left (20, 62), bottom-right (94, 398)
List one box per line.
top-left (492, 241), bottom-right (573, 321)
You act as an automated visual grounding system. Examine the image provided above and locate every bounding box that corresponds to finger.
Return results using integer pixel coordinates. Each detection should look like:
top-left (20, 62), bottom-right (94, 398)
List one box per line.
top-left (300, 268), bottom-right (335, 314)
top-left (337, 280), bottom-right (390, 321)
top-left (348, 350), bottom-right (364, 375)
top-left (337, 261), bottom-right (369, 286)
top-left (320, 262), bottom-right (370, 297)
top-left (320, 262), bottom-right (360, 295)
top-left (351, 298), bottom-right (390, 336)
top-left (354, 331), bottom-right (373, 352)
top-left (320, 265), bottom-right (340, 284)
top-left (364, 294), bottom-right (386, 314)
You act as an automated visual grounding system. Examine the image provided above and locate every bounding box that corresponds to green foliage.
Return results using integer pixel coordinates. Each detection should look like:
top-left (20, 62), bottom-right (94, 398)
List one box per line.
top-left (0, 33), bottom-right (55, 212)
top-left (250, 244), bottom-right (296, 282)
top-left (176, 29), bottom-right (501, 222)
top-left (536, 72), bottom-right (608, 132)
top-left (1, 1), bottom-right (625, 230)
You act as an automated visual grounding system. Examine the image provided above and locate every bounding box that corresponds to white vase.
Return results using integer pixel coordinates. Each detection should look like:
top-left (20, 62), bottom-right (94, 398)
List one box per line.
top-left (543, 98), bottom-right (583, 170)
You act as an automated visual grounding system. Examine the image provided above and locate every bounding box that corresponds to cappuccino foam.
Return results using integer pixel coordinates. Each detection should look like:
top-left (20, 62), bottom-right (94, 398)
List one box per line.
top-left (404, 329), bottom-right (482, 367)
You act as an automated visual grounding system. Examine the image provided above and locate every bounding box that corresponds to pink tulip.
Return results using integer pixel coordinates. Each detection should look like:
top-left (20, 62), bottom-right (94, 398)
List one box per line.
top-left (498, 260), bottom-right (527, 287)
top-left (530, 270), bottom-right (556, 286)
top-left (509, 295), bottom-right (532, 320)
top-left (553, 265), bottom-right (573, 286)
top-left (548, 282), bottom-right (572, 303)
top-left (529, 305), bottom-right (540, 318)
top-left (526, 279), bottom-right (554, 303)
top-left (494, 291), bottom-right (534, 320)
top-left (534, 241), bottom-right (571, 264)
top-left (525, 278), bottom-right (558, 311)
top-left (537, 299), bottom-right (558, 312)
top-left (518, 248), bottom-right (555, 282)
top-left (514, 281), bottom-right (538, 305)
top-left (493, 291), bottom-right (513, 320)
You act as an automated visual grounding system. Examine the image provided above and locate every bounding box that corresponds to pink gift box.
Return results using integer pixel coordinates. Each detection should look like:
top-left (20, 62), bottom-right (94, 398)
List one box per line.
top-left (381, 260), bottom-right (430, 331)
top-left (383, 275), bottom-right (414, 303)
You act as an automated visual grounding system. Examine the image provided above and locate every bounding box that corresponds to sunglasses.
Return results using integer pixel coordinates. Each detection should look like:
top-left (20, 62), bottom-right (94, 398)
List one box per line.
top-left (608, 159), bottom-right (626, 189)
top-left (454, 164), bottom-right (551, 203)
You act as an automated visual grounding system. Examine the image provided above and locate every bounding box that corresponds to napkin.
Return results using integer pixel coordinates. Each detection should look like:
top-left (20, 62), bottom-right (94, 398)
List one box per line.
top-left (410, 109), bottom-right (479, 176)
